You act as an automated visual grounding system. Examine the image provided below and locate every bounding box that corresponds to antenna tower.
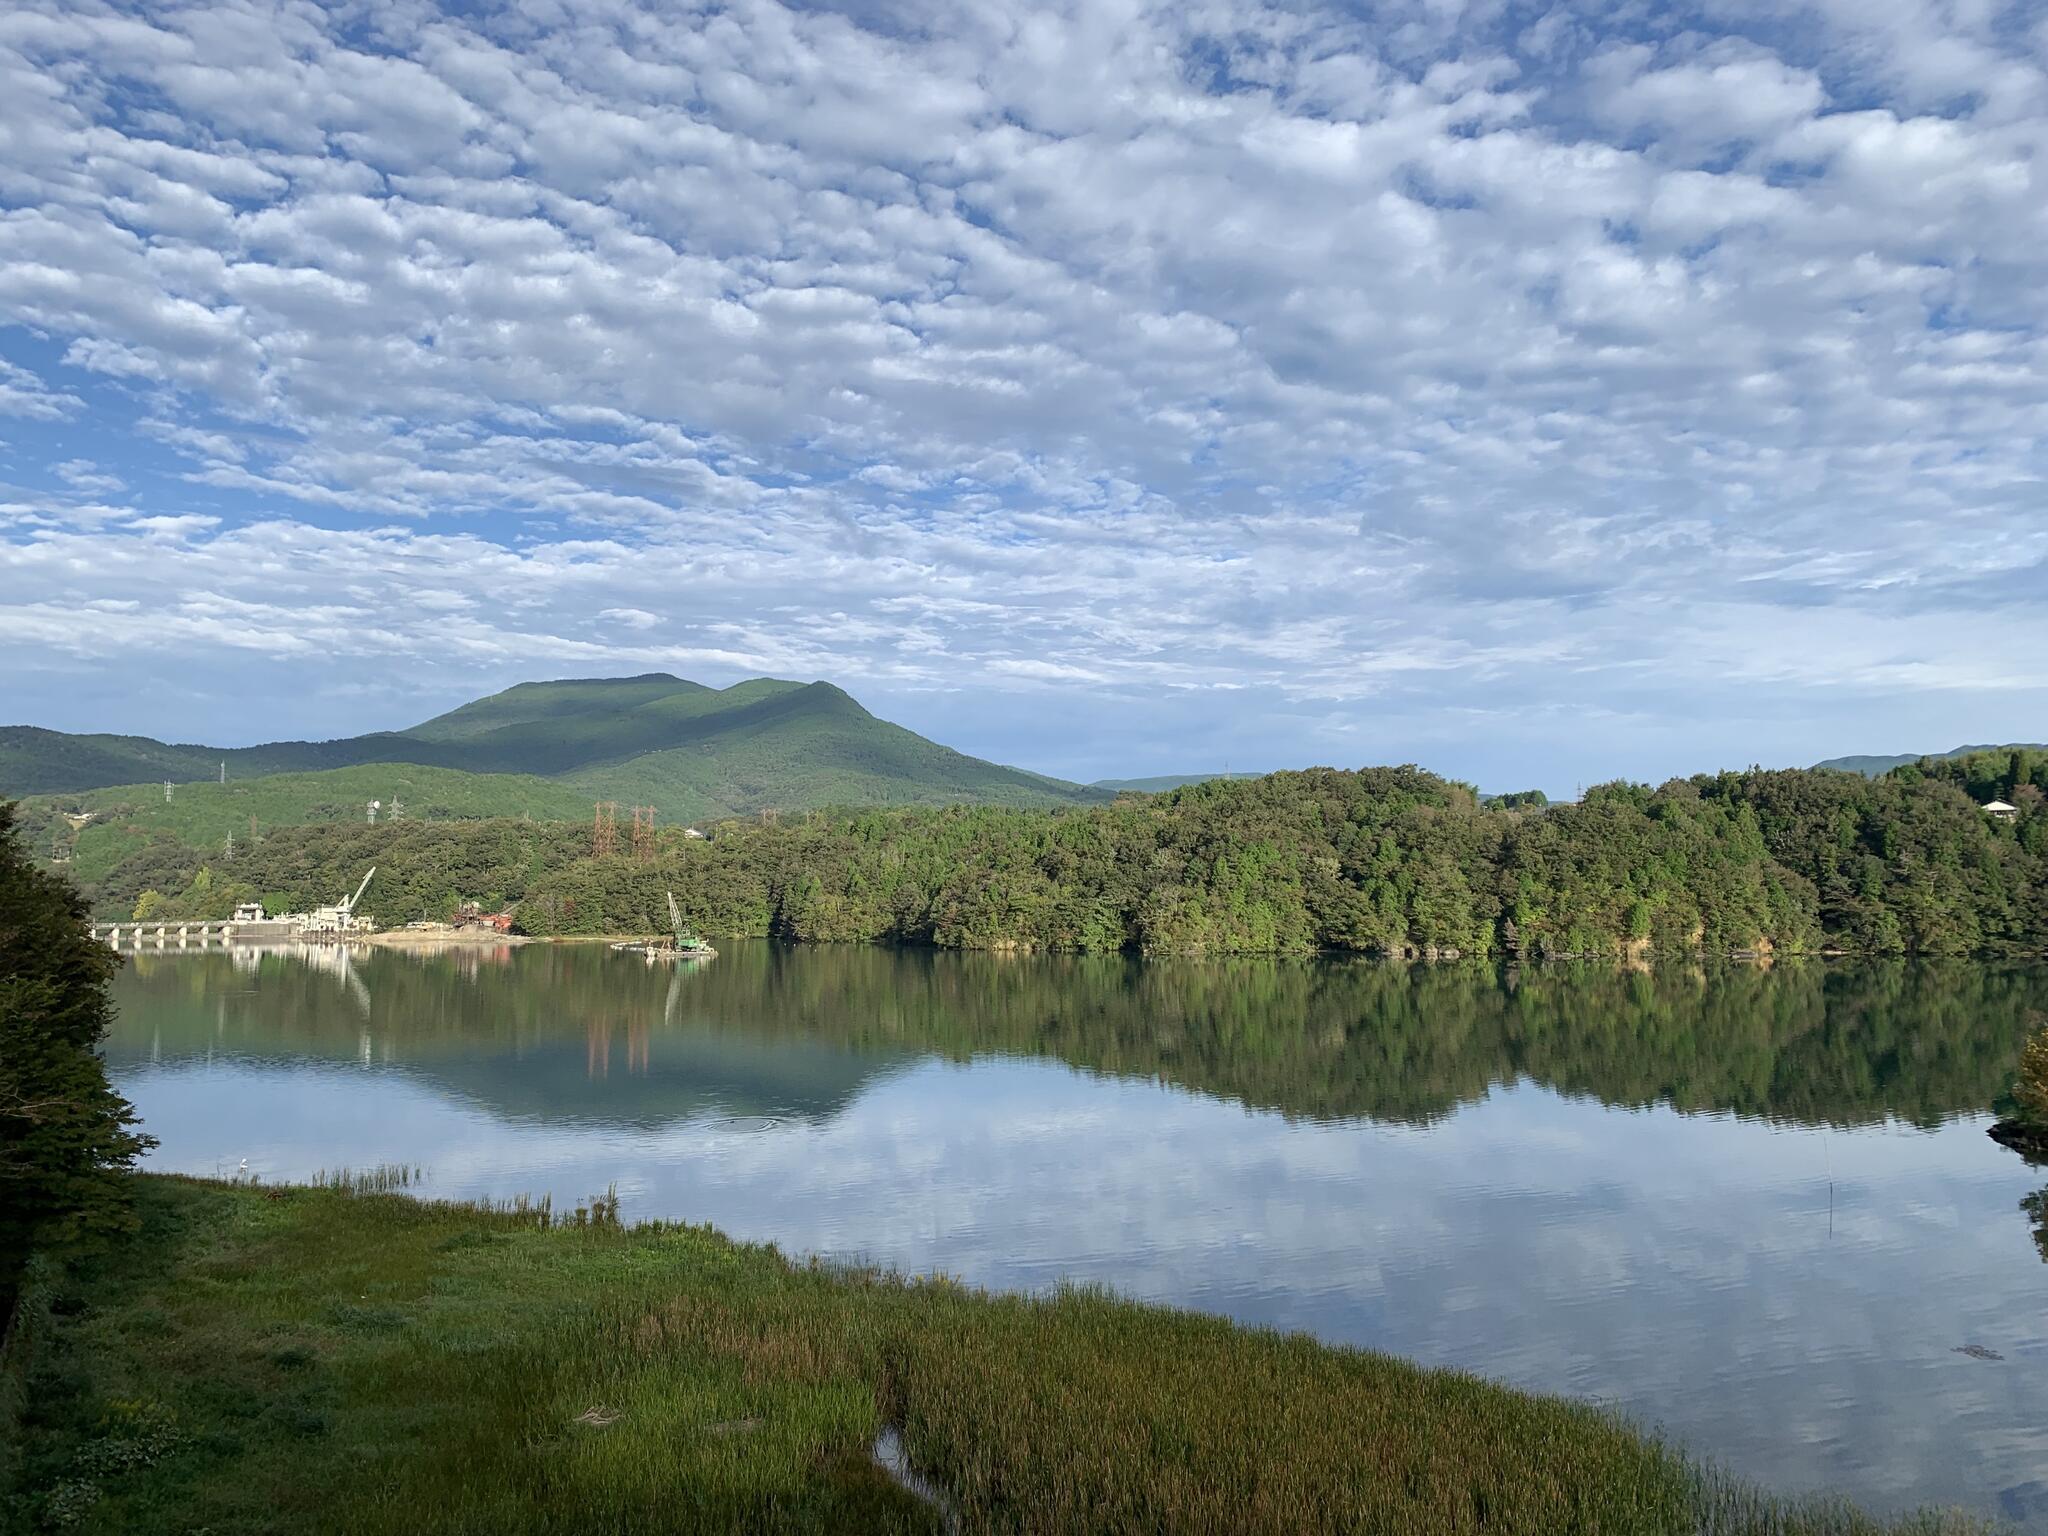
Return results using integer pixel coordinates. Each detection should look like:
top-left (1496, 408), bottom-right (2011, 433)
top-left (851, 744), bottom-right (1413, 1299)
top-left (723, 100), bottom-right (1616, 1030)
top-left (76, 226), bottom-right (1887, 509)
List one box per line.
top-left (631, 805), bottom-right (656, 864)
top-left (593, 801), bottom-right (619, 859)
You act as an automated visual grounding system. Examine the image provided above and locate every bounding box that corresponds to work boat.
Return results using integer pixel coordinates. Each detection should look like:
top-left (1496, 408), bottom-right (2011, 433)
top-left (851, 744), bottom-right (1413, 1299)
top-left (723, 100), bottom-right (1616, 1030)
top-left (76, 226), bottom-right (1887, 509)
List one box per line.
top-left (610, 892), bottom-right (718, 962)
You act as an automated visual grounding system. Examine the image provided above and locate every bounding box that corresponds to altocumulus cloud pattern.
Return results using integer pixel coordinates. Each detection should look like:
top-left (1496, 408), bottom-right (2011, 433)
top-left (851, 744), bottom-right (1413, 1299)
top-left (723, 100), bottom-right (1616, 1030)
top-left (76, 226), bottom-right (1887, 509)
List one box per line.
top-left (0, 0), bottom-right (2044, 788)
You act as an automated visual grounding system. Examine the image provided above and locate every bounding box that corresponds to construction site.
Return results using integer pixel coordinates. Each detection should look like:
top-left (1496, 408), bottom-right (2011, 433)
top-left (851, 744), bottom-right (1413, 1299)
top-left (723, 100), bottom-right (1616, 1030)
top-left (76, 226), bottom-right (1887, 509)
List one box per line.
top-left (92, 868), bottom-right (380, 949)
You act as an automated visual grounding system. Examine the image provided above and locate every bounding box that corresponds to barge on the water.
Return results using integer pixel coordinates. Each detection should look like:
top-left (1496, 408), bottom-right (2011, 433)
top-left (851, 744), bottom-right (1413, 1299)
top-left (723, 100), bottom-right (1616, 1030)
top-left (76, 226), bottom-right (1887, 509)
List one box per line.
top-left (610, 892), bottom-right (718, 961)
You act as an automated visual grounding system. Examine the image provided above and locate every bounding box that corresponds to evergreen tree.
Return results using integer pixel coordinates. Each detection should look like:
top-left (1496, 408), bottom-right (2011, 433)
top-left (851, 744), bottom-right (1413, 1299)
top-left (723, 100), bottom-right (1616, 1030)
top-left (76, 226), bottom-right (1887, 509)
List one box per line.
top-left (1, 801), bottom-right (152, 1315)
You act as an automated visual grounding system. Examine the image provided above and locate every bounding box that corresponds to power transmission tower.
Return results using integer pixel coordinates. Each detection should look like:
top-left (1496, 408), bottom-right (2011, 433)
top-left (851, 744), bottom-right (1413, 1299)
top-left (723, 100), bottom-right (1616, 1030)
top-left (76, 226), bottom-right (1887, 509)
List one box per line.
top-left (219, 761), bottom-right (226, 785)
top-left (389, 796), bottom-right (404, 822)
top-left (224, 829), bottom-right (234, 860)
top-left (593, 801), bottom-right (619, 859)
top-left (631, 806), bottom-right (656, 864)
top-left (164, 781), bottom-right (174, 803)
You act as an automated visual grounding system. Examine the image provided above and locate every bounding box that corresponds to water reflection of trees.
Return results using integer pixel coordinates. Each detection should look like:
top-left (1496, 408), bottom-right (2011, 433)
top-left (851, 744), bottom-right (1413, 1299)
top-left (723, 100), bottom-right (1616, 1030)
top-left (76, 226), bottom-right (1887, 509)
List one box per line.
top-left (2020, 1190), bottom-right (2048, 1264)
top-left (109, 945), bottom-right (2047, 1131)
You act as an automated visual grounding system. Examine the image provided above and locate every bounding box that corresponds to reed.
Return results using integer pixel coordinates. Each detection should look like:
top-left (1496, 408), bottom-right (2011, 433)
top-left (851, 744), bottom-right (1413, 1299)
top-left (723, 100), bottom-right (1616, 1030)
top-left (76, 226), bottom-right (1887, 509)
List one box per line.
top-left (309, 1162), bottom-right (423, 1194)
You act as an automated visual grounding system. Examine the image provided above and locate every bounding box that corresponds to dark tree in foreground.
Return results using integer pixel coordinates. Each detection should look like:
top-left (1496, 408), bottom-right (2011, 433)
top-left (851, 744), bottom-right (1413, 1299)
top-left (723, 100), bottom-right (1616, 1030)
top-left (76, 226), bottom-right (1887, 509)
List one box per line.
top-left (0, 801), bottom-right (151, 1314)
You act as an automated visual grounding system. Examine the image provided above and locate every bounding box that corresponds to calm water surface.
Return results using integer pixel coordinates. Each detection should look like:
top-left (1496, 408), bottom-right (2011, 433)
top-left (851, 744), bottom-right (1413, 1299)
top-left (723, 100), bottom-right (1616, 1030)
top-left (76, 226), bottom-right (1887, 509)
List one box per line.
top-left (107, 941), bottom-right (2048, 1528)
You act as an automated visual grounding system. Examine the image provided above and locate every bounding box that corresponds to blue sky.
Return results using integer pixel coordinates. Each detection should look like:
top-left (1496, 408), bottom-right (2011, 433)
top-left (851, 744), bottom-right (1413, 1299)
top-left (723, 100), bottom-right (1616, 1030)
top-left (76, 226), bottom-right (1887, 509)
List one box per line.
top-left (1, 0), bottom-right (2044, 794)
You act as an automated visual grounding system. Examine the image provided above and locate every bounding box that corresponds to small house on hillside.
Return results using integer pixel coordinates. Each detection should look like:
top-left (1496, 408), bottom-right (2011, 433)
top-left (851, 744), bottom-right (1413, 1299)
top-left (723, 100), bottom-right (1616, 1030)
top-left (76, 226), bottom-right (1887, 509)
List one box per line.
top-left (1983, 799), bottom-right (2018, 822)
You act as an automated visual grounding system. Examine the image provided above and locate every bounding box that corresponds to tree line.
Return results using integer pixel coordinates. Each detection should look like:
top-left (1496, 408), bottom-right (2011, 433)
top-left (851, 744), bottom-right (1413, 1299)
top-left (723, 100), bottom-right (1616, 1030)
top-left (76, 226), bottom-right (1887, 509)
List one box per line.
top-left (53, 758), bottom-right (2048, 957)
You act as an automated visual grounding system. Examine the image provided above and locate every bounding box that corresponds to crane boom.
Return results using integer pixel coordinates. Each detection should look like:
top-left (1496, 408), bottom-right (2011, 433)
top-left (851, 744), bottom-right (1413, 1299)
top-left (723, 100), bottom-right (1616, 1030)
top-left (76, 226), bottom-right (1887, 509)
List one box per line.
top-left (347, 866), bottom-right (376, 913)
top-left (666, 890), bottom-right (684, 944)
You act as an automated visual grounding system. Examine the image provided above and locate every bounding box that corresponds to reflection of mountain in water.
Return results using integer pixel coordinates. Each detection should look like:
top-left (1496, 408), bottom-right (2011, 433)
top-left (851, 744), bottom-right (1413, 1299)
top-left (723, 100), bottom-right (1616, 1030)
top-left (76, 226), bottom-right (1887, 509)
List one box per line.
top-left (108, 942), bottom-right (2048, 1132)
top-left (107, 945), bottom-right (906, 1127)
top-left (410, 1032), bottom-right (900, 1127)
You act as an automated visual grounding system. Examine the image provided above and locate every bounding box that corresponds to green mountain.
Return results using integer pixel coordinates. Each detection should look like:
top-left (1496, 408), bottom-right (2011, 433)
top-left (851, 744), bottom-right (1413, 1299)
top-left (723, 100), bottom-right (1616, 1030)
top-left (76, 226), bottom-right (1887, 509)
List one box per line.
top-left (1814, 743), bottom-right (2048, 777)
top-left (1091, 772), bottom-right (1266, 794)
top-left (4, 675), bottom-right (1110, 856)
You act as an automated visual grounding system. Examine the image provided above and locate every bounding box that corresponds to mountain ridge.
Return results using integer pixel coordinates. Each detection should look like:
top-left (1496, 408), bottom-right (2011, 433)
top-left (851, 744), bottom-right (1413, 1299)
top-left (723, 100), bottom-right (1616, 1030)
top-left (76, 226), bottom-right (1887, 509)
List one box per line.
top-left (1813, 743), bottom-right (2048, 777)
top-left (1091, 772), bottom-right (1268, 794)
top-left (2, 675), bottom-right (1111, 834)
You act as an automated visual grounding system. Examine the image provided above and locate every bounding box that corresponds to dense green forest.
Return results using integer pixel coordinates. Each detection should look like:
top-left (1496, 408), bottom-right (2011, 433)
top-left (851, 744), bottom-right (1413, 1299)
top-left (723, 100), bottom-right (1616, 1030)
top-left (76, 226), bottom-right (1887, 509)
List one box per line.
top-left (33, 752), bottom-right (2048, 958)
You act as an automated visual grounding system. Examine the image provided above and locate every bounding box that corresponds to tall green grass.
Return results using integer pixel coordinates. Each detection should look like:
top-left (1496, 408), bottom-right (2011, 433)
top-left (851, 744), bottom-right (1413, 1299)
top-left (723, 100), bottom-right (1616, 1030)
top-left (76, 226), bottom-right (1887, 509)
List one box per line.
top-left (1, 1176), bottom-right (2006, 1536)
top-left (310, 1163), bottom-right (424, 1195)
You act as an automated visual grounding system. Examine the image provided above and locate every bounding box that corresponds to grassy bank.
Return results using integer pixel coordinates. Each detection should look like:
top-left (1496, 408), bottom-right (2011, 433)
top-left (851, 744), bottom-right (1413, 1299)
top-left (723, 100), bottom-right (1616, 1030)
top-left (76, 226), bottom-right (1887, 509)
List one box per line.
top-left (2, 1177), bottom-right (1998, 1536)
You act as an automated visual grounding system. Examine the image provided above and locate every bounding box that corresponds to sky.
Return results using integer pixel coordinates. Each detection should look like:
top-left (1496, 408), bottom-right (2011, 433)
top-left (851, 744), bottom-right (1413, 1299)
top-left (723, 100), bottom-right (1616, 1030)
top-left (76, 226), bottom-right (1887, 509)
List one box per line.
top-left (1, 0), bottom-right (2044, 795)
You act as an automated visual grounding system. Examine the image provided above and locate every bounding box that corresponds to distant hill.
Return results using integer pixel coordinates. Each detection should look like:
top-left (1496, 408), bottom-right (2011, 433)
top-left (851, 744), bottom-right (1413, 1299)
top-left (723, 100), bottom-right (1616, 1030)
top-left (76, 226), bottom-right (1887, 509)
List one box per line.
top-left (1092, 772), bottom-right (1266, 794)
top-left (24, 764), bottom-right (595, 888)
top-left (3, 675), bottom-right (1111, 848)
top-left (1814, 743), bottom-right (2048, 777)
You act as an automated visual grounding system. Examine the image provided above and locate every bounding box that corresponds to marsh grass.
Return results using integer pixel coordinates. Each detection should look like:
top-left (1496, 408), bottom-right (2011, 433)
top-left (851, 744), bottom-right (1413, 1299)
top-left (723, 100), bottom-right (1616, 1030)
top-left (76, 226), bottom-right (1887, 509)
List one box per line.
top-left (0, 1176), bottom-right (2008, 1536)
top-left (1689, 1467), bottom-right (1997, 1536)
top-left (310, 1163), bottom-right (422, 1194)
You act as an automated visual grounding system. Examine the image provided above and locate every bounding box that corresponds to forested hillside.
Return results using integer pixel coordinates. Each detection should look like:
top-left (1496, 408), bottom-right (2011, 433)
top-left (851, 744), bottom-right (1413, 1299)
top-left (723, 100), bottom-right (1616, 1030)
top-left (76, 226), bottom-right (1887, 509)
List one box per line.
top-left (46, 762), bottom-right (2048, 958)
top-left (1813, 742), bottom-right (2048, 777)
top-left (18, 765), bottom-right (594, 890)
top-left (1901, 745), bottom-right (2048, 804)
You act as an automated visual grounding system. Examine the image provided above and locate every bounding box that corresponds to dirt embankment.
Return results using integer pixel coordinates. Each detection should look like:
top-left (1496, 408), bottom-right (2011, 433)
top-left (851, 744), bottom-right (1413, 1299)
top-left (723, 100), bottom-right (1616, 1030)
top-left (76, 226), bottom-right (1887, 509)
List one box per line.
top-left (364, 926), bottom-right (533, 949)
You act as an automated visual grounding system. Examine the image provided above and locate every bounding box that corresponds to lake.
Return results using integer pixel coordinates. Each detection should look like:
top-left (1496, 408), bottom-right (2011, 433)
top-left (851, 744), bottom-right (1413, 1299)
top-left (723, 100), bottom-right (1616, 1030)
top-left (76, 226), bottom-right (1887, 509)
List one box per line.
top-left (106, 940), bottom-right (2048, 1529)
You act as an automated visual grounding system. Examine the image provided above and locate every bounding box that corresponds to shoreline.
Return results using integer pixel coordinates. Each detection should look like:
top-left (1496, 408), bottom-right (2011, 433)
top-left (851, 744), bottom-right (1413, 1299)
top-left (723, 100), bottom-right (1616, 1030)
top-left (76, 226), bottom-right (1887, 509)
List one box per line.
top-left (362, 927), bottom-right (536, 949)
top-left (3, 1174), bottom-right (2002, 1536)
top-left (108, 926), bottom-right (2048, 963)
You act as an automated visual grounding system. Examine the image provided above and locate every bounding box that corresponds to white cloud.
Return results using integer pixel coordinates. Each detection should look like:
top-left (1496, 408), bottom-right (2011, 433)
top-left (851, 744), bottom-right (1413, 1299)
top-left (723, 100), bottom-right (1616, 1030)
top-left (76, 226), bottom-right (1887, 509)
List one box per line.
top-left (52, 457), bottom-right (126, 494)
top-left (0, 0), bottom-right (2041, 789)
top-left (0, 358), bottom-right (80, 419)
